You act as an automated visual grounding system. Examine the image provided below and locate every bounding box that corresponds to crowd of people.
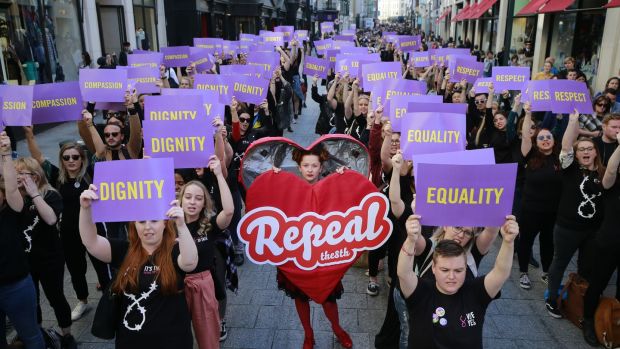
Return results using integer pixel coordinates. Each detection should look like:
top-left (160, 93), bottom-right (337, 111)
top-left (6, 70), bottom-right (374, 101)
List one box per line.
top-left (1, 21), bottom-right (620, 349)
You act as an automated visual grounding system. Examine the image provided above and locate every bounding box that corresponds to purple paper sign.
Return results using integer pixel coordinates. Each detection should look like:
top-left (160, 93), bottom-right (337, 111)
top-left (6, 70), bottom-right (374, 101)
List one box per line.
top-left (304, 56), bottom-right (330, 79)
top-left (334, 35), bottom-right (355, 42)
top-left (240, 34), bottom-right (258, 43)
top-left (127, 67), bottom-right (160, 94)
top-left (550, 80), bottom-right (594, 115)
top-left (132, 49), bottom-right (150, 54)
top-left (79, 69), bottom-right (127, 102)
top-left (412, 52), bottom-right (430, 68)
top-left (325, 49), bottom-right (341, 69)
top-left (0, 85), bottom-right (33, 126)
top-left (474, 78), bottom-right (494, 94)
top-left (401, 112), bottom-right (466, 158)
top-left (412, 149), bottom-right (496, 183)
top-left (521, 80), bottom-right (554, 112)
top-left (376, 79), bottom-right (428, 113)
top-left (230, 75), bottom-right (270, 105)
top-left (220, 65), bottom-right (261, 78)
top-left (143, 95), bottom-right (215, 168)
top-left (493, 66), bottom-right (530, 91)
top-left (128, 52), bottom-right (163, 68)
top-left (408, 102), bottom-right (467, 115)
top-left (261, 32), bottom-right (285, 47)
top-left (382, 31), bottom-right (397, 37)
top-left (190, 47), bottom-right (215, 73)
top-left (449, 57), bottom-right (484, 84)
top-left (251, 43), bottom-right (275, 53)
top-left (321, 22), bottom-right (335, 33)
top-left (388, 95), bottom-right (442, 131)
top-left (397, 35), bottom-right (421, 52)
top-left (194, 38), bottom-right (223, 55)
top-left (294, 30), bottom-right (309, 42)
top-left (31, 82), bottom-right (83, 124)
top-left (415, 163), bottom-right (517, 227)
top-left (91, 158), bottom-right (175, 223)
top-left (161, 46), bottom-right (191, 67)
top-left (332, 41), bottom-right (355, 50)
top-left (314, 39), bottom-right (334, 55)
top-left (247, 52), bottom-right (280, 78)
top-left (194, 74), bottom-right (232, 104)
top-left (435, 48), bottom-right (472, 66)
top-left (274, 26), bottom-right (294, 42)
top-left (222, 41), bottom-right (239, 58)
top-left (361, 62), bottom-right (402, 91)
top-left (342, 29), bottom-right (355, 36)
top-left (340, 47), bottom-right (369, 55)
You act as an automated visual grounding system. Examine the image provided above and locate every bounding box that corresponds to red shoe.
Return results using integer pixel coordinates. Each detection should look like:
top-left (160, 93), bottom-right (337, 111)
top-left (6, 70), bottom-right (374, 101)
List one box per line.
top-left (334, 328), bottom-right (352, 348)
top-left (302, 334), bottom-right (315, 349)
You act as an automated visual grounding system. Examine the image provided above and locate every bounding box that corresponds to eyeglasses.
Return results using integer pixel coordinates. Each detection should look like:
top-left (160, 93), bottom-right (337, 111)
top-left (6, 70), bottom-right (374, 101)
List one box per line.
top-left (577, 146), bottom-right (595, 152)
top-left (239, 118), bottom-right (251, 124)
top-left (537, 134), bottom-right (553, 141)
top-left (390, 140), bottom-right (400, 145)
top-left (104, 132), bottom-right (120, 138)
top-left (62, 154), bottom-right (81, 161)
top-left (475, 99), bottom-right (487, 105)
top-left (453, 227), bottom-right (474, 238)
top-left (596, 103), bottom-right (608, 108)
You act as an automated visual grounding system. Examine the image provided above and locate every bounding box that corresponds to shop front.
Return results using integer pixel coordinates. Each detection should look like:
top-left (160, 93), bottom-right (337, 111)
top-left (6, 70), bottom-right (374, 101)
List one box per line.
top-left (132, 0), bottom-right (159, 51)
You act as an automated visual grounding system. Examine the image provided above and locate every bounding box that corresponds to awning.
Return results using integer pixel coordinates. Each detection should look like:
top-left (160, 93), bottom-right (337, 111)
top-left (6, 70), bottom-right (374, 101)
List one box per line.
top-left (603, 0), bottom-right (620, 7)
top-left (461, 2), bottom-right (480, 19)
top-left (452, 4), bottom-right (470, 22)
top-left (435, 8), bottom-right (452, 23)
top-left (516, 0), bottom-right (549, 15)
top-left (469, 0), bottom-right (499, 19)
top-left (538, 0), bottom-right (575, 13)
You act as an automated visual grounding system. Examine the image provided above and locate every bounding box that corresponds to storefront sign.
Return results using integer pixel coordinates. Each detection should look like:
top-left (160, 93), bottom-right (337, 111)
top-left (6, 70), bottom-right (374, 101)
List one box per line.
top-left (79, 68), bottom-right (127, 102)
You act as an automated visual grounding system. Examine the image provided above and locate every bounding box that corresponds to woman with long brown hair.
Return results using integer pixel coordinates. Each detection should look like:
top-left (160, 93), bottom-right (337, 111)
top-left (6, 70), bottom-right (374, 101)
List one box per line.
top-left (517, 102), bottom-right (563, 289)
top-left (79, 187), bottom-right (198, 349)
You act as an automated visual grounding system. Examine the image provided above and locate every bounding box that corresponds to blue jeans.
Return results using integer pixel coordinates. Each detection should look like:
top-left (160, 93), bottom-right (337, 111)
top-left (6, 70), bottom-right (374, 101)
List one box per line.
top-left (291, 75), bottom-right (304, 101)
top-left (393, 287), bottom-right (409, 349)
top-left (0, 275), bottom-right (45, 349)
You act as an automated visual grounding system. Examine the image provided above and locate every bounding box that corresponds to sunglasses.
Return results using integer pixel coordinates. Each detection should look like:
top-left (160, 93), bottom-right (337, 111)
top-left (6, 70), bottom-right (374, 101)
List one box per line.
top-left (62, 154), bottom-right (81, 161)
top-left (104, 132), bottom-right (120, 138)
top-left (239, 118), bottom-right (251, 124)
top-left (596, 103), bottom-right (608, 107)
top-left (475, 99), bottom-right (487, 105)
top-left (537, 134), bottom-right (553, 141)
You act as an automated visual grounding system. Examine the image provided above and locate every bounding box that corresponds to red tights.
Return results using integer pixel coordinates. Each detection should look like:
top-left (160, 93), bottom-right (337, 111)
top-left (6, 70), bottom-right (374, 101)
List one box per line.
top-left (294, 298), bottom-right (343, 337)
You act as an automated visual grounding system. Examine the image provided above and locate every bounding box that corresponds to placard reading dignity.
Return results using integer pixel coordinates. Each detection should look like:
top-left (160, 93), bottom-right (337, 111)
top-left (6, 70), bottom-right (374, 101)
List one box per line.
top-left (92, 158), bottom-right (175, 222)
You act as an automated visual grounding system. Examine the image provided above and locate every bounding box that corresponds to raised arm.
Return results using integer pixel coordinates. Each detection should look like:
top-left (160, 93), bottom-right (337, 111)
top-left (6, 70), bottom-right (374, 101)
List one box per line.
top-left (125, 89), bottom-right (143, 159)
top-left (520, 102), bottom-right (533, 157)
top-left (562, 109), bottom-right (580, 153)
top-left (351, 79), bottom-right (361, 117)
top-left (82, 110), bottom-right (107, 159)
top-left (23, 126), bottom-right (44, 165)
top-left (381, 123), bottom-right (394, 173)
top-left (389, 152), bottom-right (406, 218)
top-left (168, 201), bottom-right (199, 272)
top-left (0, 132), bottom-right (23, 212)
top-left (212, 117), bottom-right (228, 178)
top-left (602, 133), bottom-right (620, 189)
top-left (277, 46), bottom-right (291, 71)
top-left (79, 185), bottom-right (112, 263)
top-left (398, 214), bottom-right (422, 298)
top-left (484, 216), bottom-right (519, 298)
top-left (327, 73), bottom-right (341, 110)
top-left (209, 156), bottom-right (234, 229)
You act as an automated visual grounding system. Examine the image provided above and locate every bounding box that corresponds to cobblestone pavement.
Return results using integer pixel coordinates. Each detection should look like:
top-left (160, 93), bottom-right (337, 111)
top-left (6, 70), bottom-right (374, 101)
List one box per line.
top-left (10, 84), bottom-right (616, 349)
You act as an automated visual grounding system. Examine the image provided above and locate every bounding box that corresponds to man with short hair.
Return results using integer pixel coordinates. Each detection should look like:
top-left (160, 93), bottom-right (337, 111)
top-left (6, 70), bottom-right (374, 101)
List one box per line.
top-left (557, 57), bottom-right (580, 79)
top-left (604, 88), bottom-right (620, 113)
top-left (398, 215), bottom-right (519, 348)
top-left (594, 113), bottom-right (620, 165)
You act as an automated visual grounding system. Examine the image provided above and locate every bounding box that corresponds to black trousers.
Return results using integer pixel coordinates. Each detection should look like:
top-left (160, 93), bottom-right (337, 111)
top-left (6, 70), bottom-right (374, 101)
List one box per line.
top-left (518, 209), bottom-right (556, 273)
top-left (583, 239), bottom-right (620, 319)
top-left (30, 254), bottom-right (72, 329)
top-left (368, 245), bottom-right (386, 278)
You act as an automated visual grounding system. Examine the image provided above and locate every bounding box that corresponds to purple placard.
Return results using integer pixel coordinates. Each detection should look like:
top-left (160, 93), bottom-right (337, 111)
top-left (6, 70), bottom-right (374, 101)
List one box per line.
top-left (91, 158), bottom-right (175, 223)
top-left (435, 48), bottom-right (472, 66)
top-left (251, 42), bottom-right (275, 53)
top-left (401, 112), bottom-right (466, 158)
top-left (240, 34), bottom-right (258, 43)
top-left (325, 49), bottom-right (341, 69)
top-left (190, 47), bottom-right (215, 73)
top-left (388, 95), bottom-right (442, 131)
top-left (408, 102), bottom-right (467, 114)
top-left (321, 22), bottom-right (335, 33)
top-left (415, 163), bottom-right (517, 227)
top-left (132, 49), bottom-right (150, 54)
top-left (473, 78), bottom-right (494, 94)
top-left (342, 29), bottom-right (356, 36)
top-left (143, 95), bottom-right (215, 168)
top-left (0, 85), bottom-right (33, 126)
top-left (334, 35), bottom-right (355, 42)
top-left (340, 46), bottom-right (369, 55)
top-left (335, 55), bottom-right (379, 80)
top-left (294, 30), bottom-right (309, 42)
top-left (332, 40), bottom-right (355, 50)
top-left (412, 51), bottom-right (430, 68)
top-left (382, 31), bottom-right (397, 36)
top-left (127, 67), bottom-right (159, 94)
top-left (493, 66), bottom-right (530, 91)
top-left (550, 80), bottom-right (594, 114)
top-left (161, 46), bottom-right (191, 67)
top-left (32, 82), bottom-right (83, 124)
top-left (361, 62), bottom-right (402, 92)
top-left (222, 40), bottom-right (239, 58)
top-left (128, 52), bottom-right (163, 69)
top-left (247, 52), bottom-right (280, 78)
top-left (261, 32), bottom-right (285, 47)
top-left (274, 26), bottom-right (294, 42)
top-left (304, 56), bottom-right (330, 79)
top-left (194, 74), bottom-right (232, 104)
top-left (521, 80), bottom-right (554, 112)
top-left (79, 68), bottom-right (127, 102)
top-left (376, 79), bottom-right (428, 113)
top-left (397, 35), bottom-right (421, 52)
top-left (412, 149), bottom-right (496, 182)
top-left (449, 57), bottom-right (484, 83)
top-left (314, 39), bottom-right (333, 55)
top-left (230, 75), bottom-right (270, 105)
top-left (220, 64), bottom-right (261, 78)
top-left (194, 38), bottom-right (223, 55)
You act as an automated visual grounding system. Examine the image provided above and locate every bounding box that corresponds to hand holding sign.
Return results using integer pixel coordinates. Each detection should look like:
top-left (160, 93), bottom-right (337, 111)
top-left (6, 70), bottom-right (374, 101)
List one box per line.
top-left (80, 184), bottom-right (99, 209)
top-left (207, 155), bottom-right (223, 177)
top-left (405, 215), bottom-right (422, 243)
top-left (166, 200), bottom-right (186, 229)
top-left (392, 152), bottom-right (403, 172)
top-left (500, 215), bottom-right (519, 243)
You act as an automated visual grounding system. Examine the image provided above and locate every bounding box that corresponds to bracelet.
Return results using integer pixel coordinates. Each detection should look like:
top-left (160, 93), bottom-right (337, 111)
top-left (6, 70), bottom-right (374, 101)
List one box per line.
top-left (31, 194), bottom-right (41, 200)
top-left (400, 245), bottom-right (414, 256)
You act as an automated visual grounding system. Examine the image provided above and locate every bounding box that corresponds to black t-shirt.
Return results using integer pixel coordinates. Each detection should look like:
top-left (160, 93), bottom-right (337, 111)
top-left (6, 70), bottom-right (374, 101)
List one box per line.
top-left (406, 276), bottom-right (493, 349)
top-left (597, 181), bottom-right (620, 245)
top-left (187, 216), bottom-right (219, 273)
top-left (520, 153), bottom-right (562, 213)
top-left (387, 204), bottom-right (414, 285)
top-left (593, 136), bottom-right (618, 166)
top-left (556, 161), bottom-right (604, 231)
top-left (20, 190), bottom-right (63, 262)
top-left (109, 240), bottom-right (192, 349)
top-left (345, 113), bottom-right (367, 141)
top-left (0, 206), bottom-right (29, 285)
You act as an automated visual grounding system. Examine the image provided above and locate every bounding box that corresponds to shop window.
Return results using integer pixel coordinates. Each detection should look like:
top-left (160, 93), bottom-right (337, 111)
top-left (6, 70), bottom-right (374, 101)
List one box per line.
top-left (509, 16), bottom-right (536, 56)
top-left (133, 0), bottom-right (158, 51)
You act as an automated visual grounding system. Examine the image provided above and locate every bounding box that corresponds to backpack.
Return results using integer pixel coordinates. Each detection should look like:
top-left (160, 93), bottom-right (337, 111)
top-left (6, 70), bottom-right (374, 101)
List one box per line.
top-left (595, 297), bottom-right (620, 348)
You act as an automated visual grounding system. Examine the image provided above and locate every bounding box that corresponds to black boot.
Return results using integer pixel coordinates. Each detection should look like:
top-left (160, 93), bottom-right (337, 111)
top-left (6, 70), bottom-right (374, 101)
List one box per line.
top-left (582, 318), bottom-right (599, 347)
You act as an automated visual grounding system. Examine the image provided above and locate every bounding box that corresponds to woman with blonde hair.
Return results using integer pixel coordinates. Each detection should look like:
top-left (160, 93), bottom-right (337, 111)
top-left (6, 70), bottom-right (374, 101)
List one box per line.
top-left (79, 186), bottom-right (198, 348)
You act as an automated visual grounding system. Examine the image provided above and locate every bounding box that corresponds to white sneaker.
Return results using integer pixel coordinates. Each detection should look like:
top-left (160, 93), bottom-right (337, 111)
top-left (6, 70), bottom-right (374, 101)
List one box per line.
top-left (71, 301), bottom-right (90, 321)
top-left (519, 273), bottom-right (531, 290)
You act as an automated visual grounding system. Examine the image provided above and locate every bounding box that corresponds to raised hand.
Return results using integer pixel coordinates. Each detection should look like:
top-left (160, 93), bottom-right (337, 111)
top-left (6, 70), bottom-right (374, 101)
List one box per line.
top-left (500, 215), bottom-right (519, 243)
top-left (80, 184), bottom-right (99, 209)
top-left (166, 200), bottom-right (186, 228)
top-left (405, 214), bottom-right (422, 243)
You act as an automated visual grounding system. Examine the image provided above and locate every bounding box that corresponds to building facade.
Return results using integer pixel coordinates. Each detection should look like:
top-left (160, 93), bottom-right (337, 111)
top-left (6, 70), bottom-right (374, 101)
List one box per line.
top-left (433, 0), bottom-right (618, 92)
